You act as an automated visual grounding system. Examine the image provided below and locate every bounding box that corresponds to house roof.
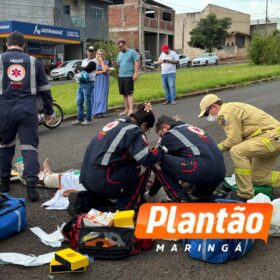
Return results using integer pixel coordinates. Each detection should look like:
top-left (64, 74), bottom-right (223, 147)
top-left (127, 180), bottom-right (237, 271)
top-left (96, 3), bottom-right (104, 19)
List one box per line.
top-left (203, 4), bottom-right (250, 17)
top-left (230, 31), bottom-right (251, 37)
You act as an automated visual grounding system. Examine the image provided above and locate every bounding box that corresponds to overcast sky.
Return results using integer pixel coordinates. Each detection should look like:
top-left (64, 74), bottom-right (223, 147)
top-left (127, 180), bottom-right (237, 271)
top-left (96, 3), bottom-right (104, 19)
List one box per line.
top-left (155, 0), bottom-right (280, 20)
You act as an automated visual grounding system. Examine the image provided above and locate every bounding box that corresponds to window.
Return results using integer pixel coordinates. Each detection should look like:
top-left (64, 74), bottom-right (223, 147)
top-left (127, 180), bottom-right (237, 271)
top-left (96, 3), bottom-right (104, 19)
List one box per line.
top-left (64, 5), bottom-right (70, 15)
top-left (235, 35), bottom-right (245, 48)
top-left (91, 6), bottom-right (104, 19)
top-left (71, 16), bottom-right (85, 28)
top-left (145, 8), bottom-right (155, 18)
top-left (162, 12), bottom-right (171, 22)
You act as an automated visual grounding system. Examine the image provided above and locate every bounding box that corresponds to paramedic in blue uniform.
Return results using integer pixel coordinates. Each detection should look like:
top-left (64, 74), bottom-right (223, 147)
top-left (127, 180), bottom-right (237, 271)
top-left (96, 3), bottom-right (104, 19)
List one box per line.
top-left (148, 115), bottom-right (226, 201)
top-left (80, 103), bottom-right (165, 210)
top-left (0, 31), bottom-right (54, 201)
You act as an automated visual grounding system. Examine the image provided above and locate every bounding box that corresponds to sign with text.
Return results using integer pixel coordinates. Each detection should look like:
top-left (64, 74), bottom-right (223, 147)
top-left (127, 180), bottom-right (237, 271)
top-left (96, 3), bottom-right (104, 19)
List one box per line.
top-left (135, 203), bottom-right (273, 242)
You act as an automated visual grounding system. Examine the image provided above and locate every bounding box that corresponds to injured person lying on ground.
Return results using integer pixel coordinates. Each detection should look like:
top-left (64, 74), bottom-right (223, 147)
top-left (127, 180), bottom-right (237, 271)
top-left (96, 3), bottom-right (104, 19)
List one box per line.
top-left (14, 157), bottom-right (85, 197)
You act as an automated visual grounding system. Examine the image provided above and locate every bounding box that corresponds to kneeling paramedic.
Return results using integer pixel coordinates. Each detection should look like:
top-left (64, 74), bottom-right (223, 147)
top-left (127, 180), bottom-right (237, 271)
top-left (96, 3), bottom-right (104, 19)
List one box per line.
top-left (80, 103), bottom-right (165, 210)
top-left (198, 94), bottom-right (280, 201)
top-left (0, 32), bottom-right (54, 201)
top-left (148, 115), bottom-right (226, 201)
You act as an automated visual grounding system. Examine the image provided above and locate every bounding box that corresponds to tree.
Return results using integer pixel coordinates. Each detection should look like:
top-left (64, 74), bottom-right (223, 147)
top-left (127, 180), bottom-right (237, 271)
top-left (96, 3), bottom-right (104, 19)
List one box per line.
top-left (86, 39), bottom-right (119, 77)
top-left (249, 33), bottom-right (280, 65)
top-left (189, 13), bottom-right (232, 52)
top-left (86, 39), bottom-right (119, 61)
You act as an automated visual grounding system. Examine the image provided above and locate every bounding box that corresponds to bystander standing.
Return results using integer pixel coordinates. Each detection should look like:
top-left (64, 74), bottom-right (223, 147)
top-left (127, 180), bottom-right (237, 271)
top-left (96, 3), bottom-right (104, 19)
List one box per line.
top-left (155, 44), bottom-right (179, 105)
top-left (117, 40), bottom-right (139, 116)
top-left (71, 46), bottom-right (97, 126)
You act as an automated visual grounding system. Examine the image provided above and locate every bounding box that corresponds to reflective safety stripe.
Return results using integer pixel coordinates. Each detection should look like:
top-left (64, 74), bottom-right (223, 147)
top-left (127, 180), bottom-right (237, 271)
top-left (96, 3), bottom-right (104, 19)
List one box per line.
top-left (202, 239), bottom-right (207, 261)
top-left (169, 129), bottom-right (200, 156)
top-left (261, 138), bottom-right (276, 152)
top-left (118, 118), bottom-right (127, 122)
top-left (234, 168), bottom-right (252, 176)
top-left (38, 84), bottom-right (50, 91)
top-left (275, 127), bottom-right (280, 135)
top-left (20, 144), bottom-right (38, 151)
top-left (14, 210), bottom-right (21, 232)
top-left (101, 124), bottom-right (138, 165)
top-left (251, 128), bottom-right (262, 138)
top-left (174, 124), bottom-right (188, 129)
top-left (0, 140), bottom-right (16, 148)
top-left (30, 56), bottom-right (36, 95)
top-left (217, 143), bottom-right (224, 151)
top-left (133, 146), bottom-right (149, 162)
top-left (0, 54), bottom-right (2, 95)
top-left (271, 171), bottom-right (279, 186)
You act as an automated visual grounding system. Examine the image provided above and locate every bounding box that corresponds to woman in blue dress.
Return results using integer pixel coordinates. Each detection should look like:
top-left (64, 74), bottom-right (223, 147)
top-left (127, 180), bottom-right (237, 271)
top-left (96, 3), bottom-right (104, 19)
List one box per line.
top-left (92, 49), bottom-right (110, 118)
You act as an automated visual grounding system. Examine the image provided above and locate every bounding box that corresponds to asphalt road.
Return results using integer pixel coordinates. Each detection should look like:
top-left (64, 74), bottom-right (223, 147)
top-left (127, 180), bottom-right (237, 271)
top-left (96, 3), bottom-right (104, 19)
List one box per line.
top-left (1, 78), bottom-right (280, 280)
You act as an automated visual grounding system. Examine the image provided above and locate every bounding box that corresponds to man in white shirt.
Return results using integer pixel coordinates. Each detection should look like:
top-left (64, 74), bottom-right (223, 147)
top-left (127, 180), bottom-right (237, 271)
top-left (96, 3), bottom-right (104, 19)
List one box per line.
top-left (155, 45), bottom-right (179, 105)
top-left (71, 46), bottom-right (97, 126)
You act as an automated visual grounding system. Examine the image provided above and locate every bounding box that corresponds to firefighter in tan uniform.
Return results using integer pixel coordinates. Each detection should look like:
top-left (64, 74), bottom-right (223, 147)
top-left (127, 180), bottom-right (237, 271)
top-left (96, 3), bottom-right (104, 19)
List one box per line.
top-left (198, 94), bottom-right (280, 201)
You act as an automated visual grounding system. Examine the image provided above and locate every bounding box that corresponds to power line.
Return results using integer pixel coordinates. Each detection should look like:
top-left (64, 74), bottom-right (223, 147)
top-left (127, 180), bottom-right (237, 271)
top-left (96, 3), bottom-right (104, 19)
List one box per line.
top-left (154, 0), bottom-right (200, 11)
top-left (269, 6), bottom-right (280, 17)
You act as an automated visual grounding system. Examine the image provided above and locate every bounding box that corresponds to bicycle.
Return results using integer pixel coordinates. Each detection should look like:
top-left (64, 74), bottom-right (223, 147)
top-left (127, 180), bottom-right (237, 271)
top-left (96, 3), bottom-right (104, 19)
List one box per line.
top-left (38, 100), bottom-right (64, 129)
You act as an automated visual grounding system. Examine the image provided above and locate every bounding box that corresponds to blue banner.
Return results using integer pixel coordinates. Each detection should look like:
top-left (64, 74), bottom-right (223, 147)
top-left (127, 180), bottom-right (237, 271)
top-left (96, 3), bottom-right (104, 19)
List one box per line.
top-left (0, 21), bottom-right (80, 41)
top-left (0, 22), bottom-right (12, 33)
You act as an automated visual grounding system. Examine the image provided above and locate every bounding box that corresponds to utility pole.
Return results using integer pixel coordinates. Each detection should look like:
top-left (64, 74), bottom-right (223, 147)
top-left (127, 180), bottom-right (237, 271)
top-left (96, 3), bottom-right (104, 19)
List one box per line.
top-left (139, 0), bottom-right (145, 63)
top-left (265, 0), bottom-right (268, 36)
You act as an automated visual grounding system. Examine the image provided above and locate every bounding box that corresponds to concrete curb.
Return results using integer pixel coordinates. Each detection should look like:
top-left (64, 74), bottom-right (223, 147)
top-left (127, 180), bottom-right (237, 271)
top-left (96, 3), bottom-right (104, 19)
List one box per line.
top-left (64, 75), bottom-right (280, 121)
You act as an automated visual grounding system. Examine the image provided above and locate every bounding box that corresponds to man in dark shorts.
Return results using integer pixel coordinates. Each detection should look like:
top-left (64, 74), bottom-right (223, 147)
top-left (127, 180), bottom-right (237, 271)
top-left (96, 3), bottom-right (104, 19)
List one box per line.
top-left (117, 40), bottom-right (139, 116)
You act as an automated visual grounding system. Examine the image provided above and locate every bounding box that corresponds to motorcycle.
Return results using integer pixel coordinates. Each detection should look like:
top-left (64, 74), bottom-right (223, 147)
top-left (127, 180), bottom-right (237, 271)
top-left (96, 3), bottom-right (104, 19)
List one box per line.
top-left (38, 100), bottom-right (64, 129)
top-left (141, 59), bottom-right (159, 72)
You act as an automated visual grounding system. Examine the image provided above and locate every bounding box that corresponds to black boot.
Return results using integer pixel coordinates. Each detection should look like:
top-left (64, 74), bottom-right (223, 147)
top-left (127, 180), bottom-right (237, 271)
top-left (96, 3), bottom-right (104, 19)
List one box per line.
top-left (26, 182), bottom-right (39, 202)
top-left (0, 176), bottom-right (10, 193)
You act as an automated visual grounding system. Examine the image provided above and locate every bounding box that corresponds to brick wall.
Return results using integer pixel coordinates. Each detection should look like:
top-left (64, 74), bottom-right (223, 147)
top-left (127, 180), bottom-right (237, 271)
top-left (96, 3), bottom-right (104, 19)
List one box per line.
top-left (109, 3), bottom-right (139, 28)
top-left (109, 6), bottom-right (124, 28)
top-left (110, 31), bottom-right (139, 49)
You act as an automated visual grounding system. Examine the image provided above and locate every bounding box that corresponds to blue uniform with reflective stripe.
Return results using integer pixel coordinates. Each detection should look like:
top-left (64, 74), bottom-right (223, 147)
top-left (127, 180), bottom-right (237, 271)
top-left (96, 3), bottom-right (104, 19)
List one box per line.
top-left (152, 122), bottom-right (226, 200)
top-left (84, 117), bottom-right (162, 167)
top-left (80, 117), bottom-right (163, 210)
top-left (0, 48), bottom-right (53, 184)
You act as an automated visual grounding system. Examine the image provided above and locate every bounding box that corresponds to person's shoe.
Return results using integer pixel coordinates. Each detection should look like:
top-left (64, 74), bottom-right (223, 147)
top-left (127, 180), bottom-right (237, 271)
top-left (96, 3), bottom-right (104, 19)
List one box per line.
top-left (81, 120), bottom-right (92, 125)
top-left (162, 101), bottom-right (169, 105)
top-left (180, 195), bottom-right (193, 202)
top-left (67, 191), bottom-right (88, 216)
top-left (227, 191), bottom-right (248, 202)
top-left (71, 120), bottom-right (82, 125)
top-left (0, 177), bottom-right (10, 192)
top-left (171, 101), bottom-right (176, 105)
top-left (119, 111), bottom-right (128, 116)
top-left (94, 113), bottom-right (104, 118)
top-left (27, 183), bottom-right (39, 202)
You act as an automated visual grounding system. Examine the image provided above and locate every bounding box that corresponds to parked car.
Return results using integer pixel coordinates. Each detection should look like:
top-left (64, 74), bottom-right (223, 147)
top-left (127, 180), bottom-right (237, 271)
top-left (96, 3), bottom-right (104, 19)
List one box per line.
top-left (50, 60), bottom-right (82, 80)
top-left (192, 53), bottom-right (219, 66)
top-left (178, 54), bottom-right (191, 68)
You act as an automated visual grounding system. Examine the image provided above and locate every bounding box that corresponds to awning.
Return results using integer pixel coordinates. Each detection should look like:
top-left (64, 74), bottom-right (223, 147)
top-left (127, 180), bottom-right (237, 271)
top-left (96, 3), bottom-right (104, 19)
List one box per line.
top-left (0, 21), bottom-right (80, 44)
top-left (229, 31), bottom-right (251, 37)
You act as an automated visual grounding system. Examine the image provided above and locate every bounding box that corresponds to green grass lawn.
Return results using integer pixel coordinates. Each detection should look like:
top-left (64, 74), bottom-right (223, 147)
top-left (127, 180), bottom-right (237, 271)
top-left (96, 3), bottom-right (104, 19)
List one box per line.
top-left (51, 63), bottom-right (280, 116)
